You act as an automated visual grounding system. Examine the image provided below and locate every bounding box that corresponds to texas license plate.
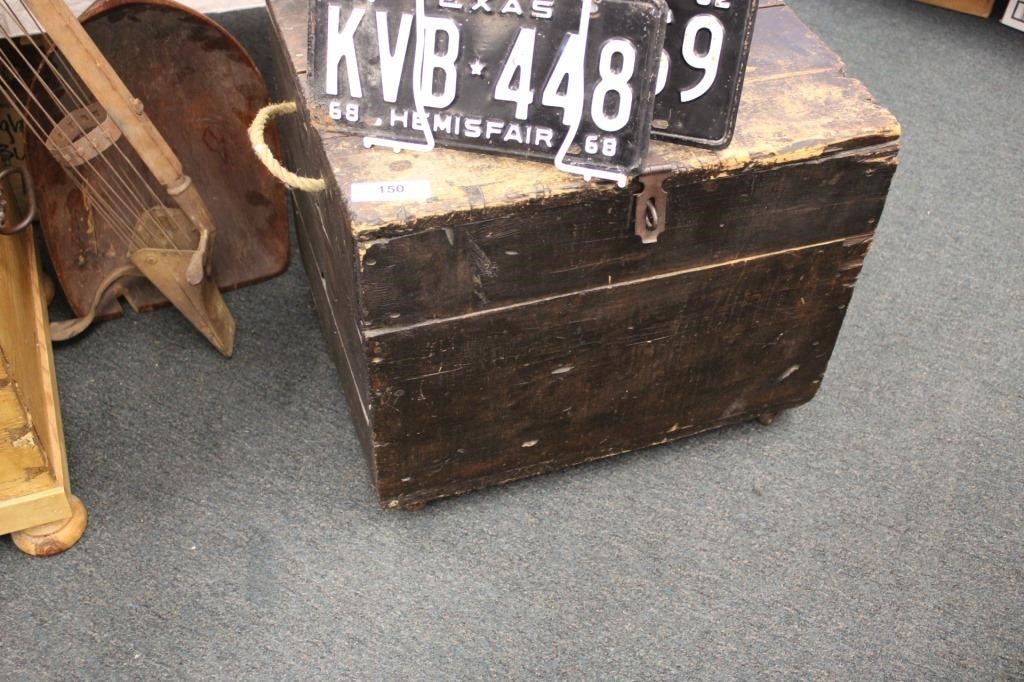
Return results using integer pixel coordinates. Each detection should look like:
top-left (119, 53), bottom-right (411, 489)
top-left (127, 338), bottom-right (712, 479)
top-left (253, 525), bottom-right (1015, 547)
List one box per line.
top-left (309, 0), bottom-right (667, 184)
top-left (652, 0), bottom-right (758, 148)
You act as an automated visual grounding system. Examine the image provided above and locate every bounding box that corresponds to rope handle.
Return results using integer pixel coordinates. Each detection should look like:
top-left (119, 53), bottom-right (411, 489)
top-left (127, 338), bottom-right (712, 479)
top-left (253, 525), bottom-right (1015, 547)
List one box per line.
top-left (248, 102), bottom-right (327, 193)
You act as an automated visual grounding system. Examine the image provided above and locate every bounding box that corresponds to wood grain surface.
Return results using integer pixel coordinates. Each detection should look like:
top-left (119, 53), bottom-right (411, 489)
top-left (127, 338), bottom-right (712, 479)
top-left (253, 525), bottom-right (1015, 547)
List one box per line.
top-left (0, 178), bottom-right (72, 533)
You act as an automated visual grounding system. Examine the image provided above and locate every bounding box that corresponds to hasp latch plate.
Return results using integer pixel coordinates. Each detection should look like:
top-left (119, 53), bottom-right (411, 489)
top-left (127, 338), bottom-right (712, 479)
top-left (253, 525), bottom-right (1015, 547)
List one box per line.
top-left (632, 153), bottom-right (672, 244)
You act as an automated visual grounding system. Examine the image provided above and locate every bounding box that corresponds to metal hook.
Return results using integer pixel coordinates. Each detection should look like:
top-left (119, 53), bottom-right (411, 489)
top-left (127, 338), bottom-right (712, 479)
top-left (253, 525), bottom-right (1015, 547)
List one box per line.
top-left (0, 167), bottom-right (37, 235)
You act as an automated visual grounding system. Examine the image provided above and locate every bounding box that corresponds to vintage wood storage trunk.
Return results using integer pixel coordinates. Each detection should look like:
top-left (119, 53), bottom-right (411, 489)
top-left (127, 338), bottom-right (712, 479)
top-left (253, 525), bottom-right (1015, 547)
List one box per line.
top-left (267, 0), bottom-right (901, 508)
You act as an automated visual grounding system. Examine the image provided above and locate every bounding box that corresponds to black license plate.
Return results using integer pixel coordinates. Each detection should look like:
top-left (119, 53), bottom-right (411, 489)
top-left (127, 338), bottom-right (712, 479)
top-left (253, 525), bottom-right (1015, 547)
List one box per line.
top-left (652, 0), bottom-right (758, 148)
top-left (309, 0), bottom-right (667, 184)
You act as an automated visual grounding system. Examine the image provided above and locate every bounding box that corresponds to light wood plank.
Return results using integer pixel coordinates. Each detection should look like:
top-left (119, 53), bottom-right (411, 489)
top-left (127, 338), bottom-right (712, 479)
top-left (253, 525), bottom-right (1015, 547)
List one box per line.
top-left (0, 166), bottom-right (72, 534)
top-left (0, 225), bottom-right (67, 493)
top-left (916, 0), bottom-right (995, 17)
top-left (0, 355), bottom-right (56, 501)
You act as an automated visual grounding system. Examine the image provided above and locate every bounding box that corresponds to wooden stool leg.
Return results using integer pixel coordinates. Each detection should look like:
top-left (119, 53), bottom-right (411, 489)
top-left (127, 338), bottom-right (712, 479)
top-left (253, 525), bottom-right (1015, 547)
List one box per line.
top-left (11, 495), bottom-right (87, 557)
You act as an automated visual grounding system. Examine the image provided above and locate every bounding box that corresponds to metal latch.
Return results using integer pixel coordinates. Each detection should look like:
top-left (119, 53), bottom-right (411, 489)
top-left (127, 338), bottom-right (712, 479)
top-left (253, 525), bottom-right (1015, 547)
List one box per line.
top-left (631, 152), bottom-right (671, 244)
top-left (0, 167), bottom-right (36, 236)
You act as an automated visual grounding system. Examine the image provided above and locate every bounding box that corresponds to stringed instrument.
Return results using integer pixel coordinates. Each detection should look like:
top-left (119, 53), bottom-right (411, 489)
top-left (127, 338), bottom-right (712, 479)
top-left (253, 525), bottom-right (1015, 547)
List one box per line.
top-left (0, 0), bottom-right (287, 356)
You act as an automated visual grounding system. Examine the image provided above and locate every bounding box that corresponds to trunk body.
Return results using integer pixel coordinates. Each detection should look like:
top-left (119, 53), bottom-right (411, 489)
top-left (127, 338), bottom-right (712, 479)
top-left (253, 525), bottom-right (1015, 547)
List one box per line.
top-left (267, 0), bottom-right (901, 508)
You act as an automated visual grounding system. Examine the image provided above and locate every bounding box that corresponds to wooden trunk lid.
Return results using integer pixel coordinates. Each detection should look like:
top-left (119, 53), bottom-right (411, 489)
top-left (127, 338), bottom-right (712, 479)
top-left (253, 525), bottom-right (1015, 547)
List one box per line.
top-left (269, 0), bottom-right (899, 329)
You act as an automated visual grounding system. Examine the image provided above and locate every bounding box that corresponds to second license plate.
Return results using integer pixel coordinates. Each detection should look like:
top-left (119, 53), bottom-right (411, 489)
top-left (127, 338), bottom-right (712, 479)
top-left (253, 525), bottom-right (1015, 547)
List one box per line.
top-left (309, 0), bottom-right (668, 182)
top-left (652, 0), bottom-right (758, 148)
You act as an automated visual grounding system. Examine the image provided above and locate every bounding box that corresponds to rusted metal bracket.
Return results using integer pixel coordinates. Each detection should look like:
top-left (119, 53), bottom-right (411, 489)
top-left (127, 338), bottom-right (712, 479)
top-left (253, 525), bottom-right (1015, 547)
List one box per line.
top-left (632, 151), bottom-right (672, 245)
top-left (0, 167), bottom-right (37, 236)
top-left (44, 102), bottom-right (123, 169)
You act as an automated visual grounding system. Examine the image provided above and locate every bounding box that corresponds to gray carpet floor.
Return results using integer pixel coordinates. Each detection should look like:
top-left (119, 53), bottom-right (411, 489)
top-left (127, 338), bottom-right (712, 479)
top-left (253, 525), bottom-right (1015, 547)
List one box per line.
top-left (2, 0), bottom-right (1022, 678)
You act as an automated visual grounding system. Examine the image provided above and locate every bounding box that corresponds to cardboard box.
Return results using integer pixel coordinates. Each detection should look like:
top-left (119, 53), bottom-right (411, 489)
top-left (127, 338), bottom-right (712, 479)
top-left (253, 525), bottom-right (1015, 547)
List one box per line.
top-left (1002, 0), bottom-right (1024, 29)
top-left (0, 105), bottom-right (27, 215)
top-left (916, 0), bottom-right (996, 17)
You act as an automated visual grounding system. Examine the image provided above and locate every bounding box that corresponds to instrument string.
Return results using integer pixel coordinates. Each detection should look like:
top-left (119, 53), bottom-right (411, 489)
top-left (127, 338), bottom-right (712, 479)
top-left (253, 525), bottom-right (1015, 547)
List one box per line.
top-left (0, 44), bottom-right (148, 249)
top-left (0, 74), bottom-right (148, 250)
top-left (0, 39), bottom-right (153, 242)
top-left (0, 118), bottom-right (141, 252)
top-left (49, 48), bottom-right (183, 244)
top-left (0, 36), bottom-right (147, 243)
top-left (0, 0), bottom-right (156, 214)
top-left (34, 37), bottom-right (185, 250)
top-left (0, 0), bottom-right (184, 252)
top-left (0, 54), bottom-right (179, 257)
top-left (42, 53), bottom-right (174, 245)
top-left (0, 15), bottom-right (142, 218)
